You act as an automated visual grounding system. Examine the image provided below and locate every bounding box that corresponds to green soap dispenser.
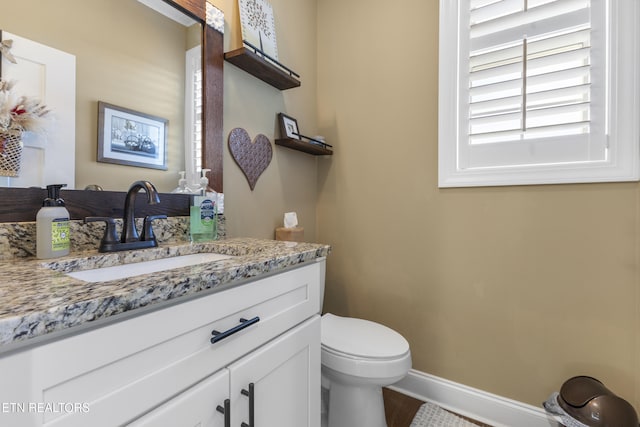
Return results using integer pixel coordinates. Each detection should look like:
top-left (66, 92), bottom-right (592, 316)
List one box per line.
top-left (190, 169), bottom-right (217, 242)
top-left (36, 184), bottom-right (70, 259)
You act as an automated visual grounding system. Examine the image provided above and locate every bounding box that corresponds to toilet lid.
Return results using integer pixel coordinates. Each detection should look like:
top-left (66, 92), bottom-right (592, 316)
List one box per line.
top-left (321, 313), bottom-right (410, 359)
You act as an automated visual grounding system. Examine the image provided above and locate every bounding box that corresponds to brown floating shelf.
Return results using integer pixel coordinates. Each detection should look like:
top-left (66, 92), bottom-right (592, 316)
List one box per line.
top-left (275, 138), bottom-right (333, 156)
top-left (224, 47), bottom-right (301, 90)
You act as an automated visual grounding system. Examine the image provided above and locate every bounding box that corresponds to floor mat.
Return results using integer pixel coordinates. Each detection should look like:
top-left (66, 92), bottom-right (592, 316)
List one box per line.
top-left (410, 401), bottom-right (480, 427)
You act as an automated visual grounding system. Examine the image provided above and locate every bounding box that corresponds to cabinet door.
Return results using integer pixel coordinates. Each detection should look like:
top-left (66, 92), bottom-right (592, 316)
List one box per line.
top-left (229, 315), bottom-right (320, 427)
top-left (128, 369), bottom-right (230, 427)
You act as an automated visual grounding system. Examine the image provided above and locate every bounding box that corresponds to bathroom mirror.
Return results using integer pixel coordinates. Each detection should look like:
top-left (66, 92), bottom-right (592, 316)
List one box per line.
top-left (0, 0), bottom-right (222, 194)
top-left (0, 0), bottom-right (223, 222)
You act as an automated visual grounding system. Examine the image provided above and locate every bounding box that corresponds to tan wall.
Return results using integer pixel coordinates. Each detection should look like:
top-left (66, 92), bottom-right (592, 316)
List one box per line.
top-left (2, 0), bottom-right (189, 192)
top-left (219, 0), bottom-right (319, 241)
top-left (316, 0), bottom-right (640, 412)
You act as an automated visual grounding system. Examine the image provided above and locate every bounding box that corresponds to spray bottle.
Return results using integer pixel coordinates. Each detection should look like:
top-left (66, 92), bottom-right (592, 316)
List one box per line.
top-left (36, 184), bottom-right (70, 259)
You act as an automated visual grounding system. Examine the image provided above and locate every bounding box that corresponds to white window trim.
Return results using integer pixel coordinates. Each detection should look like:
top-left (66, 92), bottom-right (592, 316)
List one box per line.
top-left (185, 45), bottom-right (202, 188)
top-left (438, 0), bottom-right (640, 187)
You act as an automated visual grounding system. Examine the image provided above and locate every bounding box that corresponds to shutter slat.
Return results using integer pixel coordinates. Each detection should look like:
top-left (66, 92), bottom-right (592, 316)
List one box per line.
top-left (470, 111), bottom-right (522, 135)
top-left (470, 94), bottom-right (522, 118)
top-left (470, 102), bottom-right (589, 137)
top-left (527, 65), bottom-right (590, 92)
top-left (470, 60), bottom-right (522, 87)
top-left (527, 83), bottom-right (590, 108)
top-left (527, 101), bottom-right (589, 126)
top-left (470, 84), bottom-right (590, 119)
top-left (471, 4), bottom-right (589, 50)
top-left (469, 77), bottom-right (522, 103)
top-left (470, 0), bottom-right (522, 27)
top-left (527, 28), bottom-right (590, 58)
top-left (469, 122), bottom-right (590, 145)
top-left (470, 66), bottom-right (591, 103)
top-left (527, 47), bottom-right (590, 77)
top-left (471, 0), bottom-right (588, 31)
top-left (470, 0), bottom-right (501, 10)
top-left (470, 44), bottom-right (522, 72)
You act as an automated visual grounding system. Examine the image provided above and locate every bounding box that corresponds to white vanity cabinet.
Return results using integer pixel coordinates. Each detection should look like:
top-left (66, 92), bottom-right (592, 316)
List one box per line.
top-left (132, 316), bottom-right (319, 427)
top-left (0, 260), bottom-right (324, 427)
top-left (129, 369), bottom-right (230, 427)
top-left (227, 316), bottom-right (319, 427)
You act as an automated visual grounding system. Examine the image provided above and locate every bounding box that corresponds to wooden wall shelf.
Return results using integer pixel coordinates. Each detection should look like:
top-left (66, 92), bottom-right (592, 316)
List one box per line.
top-left (224, 47), bottom-right (301, 90)
top-left (275, 138), bottom-right (333, 156)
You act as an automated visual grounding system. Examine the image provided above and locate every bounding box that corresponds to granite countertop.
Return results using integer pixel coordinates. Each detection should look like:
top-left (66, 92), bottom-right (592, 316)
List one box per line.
top-left (0, 237), bottom-right (330, 352)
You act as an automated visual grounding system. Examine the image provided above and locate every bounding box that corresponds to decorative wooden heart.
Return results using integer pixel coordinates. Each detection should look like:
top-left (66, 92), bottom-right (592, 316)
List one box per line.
top-left (228, 128), bottom-right (273, 190)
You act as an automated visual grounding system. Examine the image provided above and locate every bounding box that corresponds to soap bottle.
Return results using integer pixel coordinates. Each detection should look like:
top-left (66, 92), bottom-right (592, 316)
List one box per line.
top-left (190, 170), bottom-right (217, 242)
top-left (36, 184), bottom-right (70, 259)
top-left (171, 171), bottom-right (189, 193)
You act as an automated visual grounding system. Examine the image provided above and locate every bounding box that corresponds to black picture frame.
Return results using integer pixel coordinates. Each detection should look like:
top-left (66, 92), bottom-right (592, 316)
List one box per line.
top-left (278, 113), bottom-right (300, 140)
top-left (97, 101), bottom-right (168, 170)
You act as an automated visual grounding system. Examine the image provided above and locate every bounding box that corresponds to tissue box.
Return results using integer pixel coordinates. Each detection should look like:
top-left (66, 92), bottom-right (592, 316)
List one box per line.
top-left (275, 226), bottom-right (304, 242)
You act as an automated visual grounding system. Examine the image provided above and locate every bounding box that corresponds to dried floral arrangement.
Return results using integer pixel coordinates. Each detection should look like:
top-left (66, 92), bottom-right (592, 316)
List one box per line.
top-left (0, 79), bottom-right (50, 135)
top-left (0, 79), bottom-right (50, 175)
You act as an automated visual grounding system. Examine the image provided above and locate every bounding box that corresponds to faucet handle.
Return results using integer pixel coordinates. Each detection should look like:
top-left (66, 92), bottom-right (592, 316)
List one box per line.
top-left (141, 215), bottom-right (167, 242)
top-left (85, 217), bottom-right (119, 252)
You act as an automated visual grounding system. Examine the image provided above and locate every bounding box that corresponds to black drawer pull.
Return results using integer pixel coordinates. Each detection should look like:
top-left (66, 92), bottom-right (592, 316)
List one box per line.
top-left (241, 383), bottom-right (255, 427)
top-left (210, 316), bottom-right (260, 344)
top-left (216, 398), bottom-right (230, 427)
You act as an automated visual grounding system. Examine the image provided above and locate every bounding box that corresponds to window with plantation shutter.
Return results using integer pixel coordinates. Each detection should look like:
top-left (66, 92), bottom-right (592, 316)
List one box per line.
top-left (438, 0), bottom-right (640, 187)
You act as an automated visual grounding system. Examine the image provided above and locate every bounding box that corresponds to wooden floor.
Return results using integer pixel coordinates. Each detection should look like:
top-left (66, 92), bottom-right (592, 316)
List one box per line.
top-left (383, 388), bottom-right (493, 427)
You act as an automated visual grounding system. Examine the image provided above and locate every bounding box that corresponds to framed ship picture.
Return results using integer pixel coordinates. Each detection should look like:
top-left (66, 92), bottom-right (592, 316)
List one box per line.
top-left (238, 0), bottom-right (278, 59)
top-left (97, 101), bottom-right (168, 170)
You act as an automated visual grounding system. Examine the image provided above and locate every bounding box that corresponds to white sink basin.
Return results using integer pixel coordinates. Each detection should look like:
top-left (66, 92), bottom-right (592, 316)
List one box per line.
top-left (66, 252), bottom-right (234, 283)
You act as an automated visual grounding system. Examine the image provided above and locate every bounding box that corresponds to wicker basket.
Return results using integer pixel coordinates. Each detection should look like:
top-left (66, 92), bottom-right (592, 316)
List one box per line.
top-left (0, 129), bottom-right (23, 177)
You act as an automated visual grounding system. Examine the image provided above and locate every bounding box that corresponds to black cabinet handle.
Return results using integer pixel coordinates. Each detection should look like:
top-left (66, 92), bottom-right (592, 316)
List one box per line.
top-left (210, 317), bottom-right (260, 344)
top-left (216, 398), bottom-right (230, 427)
top-left (240, 383), bottom-right (255, 427)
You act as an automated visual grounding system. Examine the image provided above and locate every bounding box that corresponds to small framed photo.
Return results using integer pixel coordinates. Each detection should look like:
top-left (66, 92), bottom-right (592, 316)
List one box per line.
top-left (97, 101), bottom-right (168, 170)
top-left (278, 113), bottom-right (300, 139)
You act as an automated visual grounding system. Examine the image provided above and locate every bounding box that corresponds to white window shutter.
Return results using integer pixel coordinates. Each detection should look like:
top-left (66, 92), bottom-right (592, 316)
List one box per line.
top-left (184, 45), bottom-right (203, 187)
top-left (439, 0), bottom-right (640, 187)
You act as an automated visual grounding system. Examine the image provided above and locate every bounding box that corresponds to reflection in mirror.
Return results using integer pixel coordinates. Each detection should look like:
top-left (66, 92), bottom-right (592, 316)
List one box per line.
top-left (0, 31), bottom-right (76, 189)
top-left (0, 0), bottom-right (202, 192)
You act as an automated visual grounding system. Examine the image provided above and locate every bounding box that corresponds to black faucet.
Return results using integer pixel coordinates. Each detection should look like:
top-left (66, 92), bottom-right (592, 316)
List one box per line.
top-left (122, 180), bottom-right (160, 243)
top-left (85, 180), bottom-right (166, 252)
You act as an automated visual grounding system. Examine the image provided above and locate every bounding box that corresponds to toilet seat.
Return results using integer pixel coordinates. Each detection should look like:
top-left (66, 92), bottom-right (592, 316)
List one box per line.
top-left (321, 314), bottom-right (411, 379)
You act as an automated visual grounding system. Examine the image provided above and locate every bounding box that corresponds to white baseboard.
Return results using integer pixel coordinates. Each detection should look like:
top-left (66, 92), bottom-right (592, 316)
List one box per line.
top-left (388, 370), bottom-right (562, 427)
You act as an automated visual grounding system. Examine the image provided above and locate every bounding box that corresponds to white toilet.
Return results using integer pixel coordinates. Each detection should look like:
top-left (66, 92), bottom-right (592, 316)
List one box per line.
top-left (318, 272), bottom-right (412, 427)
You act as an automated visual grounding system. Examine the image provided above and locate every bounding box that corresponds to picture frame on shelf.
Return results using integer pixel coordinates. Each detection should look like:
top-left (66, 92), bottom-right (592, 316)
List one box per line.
top-left (278, 113), bottom-right (300, 140)
top-left (238, 0), bottom-right (279, 59)
top-left (97, 101), bottom-right (168, 170)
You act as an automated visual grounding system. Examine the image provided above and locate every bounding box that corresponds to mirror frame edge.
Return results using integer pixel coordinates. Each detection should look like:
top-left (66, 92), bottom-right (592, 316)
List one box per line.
top-left (169, 0), bottom-right (224, 193)
top-left (203, 20), bottom-right (224, 193)
top-left (0, 0), bottom-right (223, 222)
